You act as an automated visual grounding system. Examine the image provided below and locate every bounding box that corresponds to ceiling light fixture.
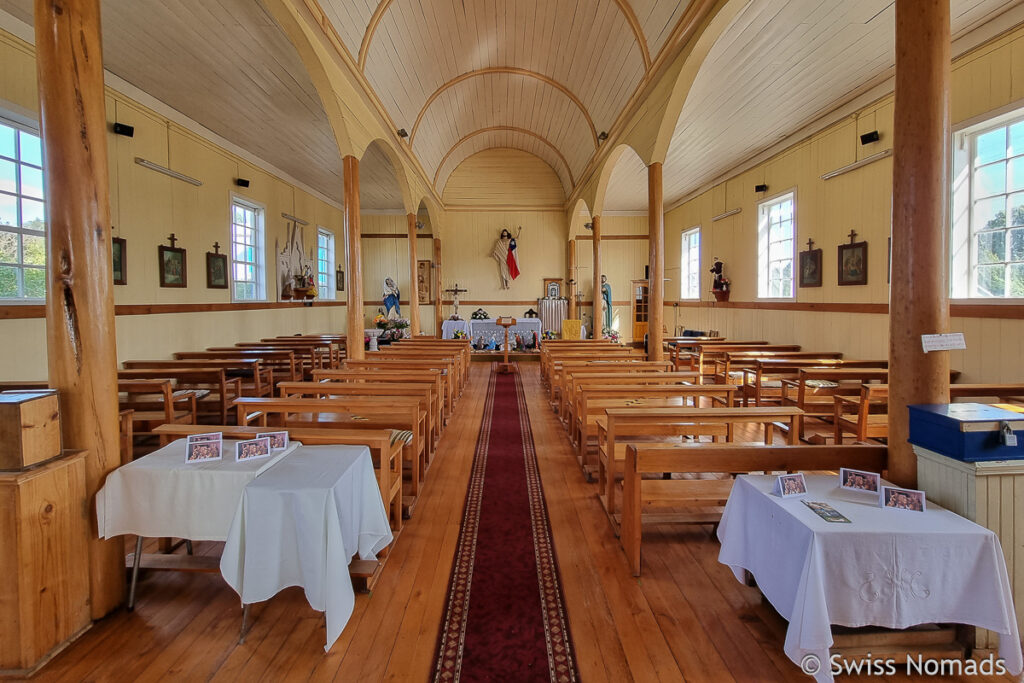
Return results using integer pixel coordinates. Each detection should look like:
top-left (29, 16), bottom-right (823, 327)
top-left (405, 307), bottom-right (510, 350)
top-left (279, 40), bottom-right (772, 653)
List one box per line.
top-left (711, 208), bottom-right (741, 222)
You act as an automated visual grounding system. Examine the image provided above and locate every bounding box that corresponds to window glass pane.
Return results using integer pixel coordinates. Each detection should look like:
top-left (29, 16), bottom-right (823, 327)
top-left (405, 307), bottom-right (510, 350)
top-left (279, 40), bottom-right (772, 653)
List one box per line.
top-left (0, 265), bottom-right (17, 296)
top-left (0, 193), bottom-right (15, 227)
top-left (0, 125), bottom-right (14, 159)
top-left (976, 231), bottom-right (1005, 263)
top-left (975, 162), bottom-right (1006, 197)
top-left (0, 159), bottom-right (14, 193)
top-left (1010, 192), bottom-right (1024, 228)
top-left (20, 198), bottom-right (44, 230)
top-left (23, 267), bottom-right (44, 297)
top-left (0, 230), bottom-right (16, 262)
top-left (974, 196), bottom-right (1007, 230)
top-left (1010, 264), bottom-right (1024, 297)
top-left (1010, 121), bottom-right (1024, 157)
top-left (1011, 228), bottom-right (1024, 262)
top-left (234, 281), bottom-right (245, 299)
top-left (19, 165), bottom-right (43, 199)
top-left (22, 234), bottom-right (44, 265)
top-left (780, 200), bottom-right (793, 220)
top-left (234, 263), bottom-right (246, 281)
top-left (1008, 156), bottom-right (1024, 193)
top-left (976, 264), bottom-right (1005, 296)
top-left (976, 128), bottom-right (1007, 166)
top-left (18, 131), bottom-right (41, 167)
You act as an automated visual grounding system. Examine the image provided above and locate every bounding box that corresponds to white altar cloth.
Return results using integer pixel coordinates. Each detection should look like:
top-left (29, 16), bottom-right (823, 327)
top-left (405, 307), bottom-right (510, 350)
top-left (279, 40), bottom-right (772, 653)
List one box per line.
top-left (220, 445), bottom-right (392, 651)
top-left (468, 318), bottom-right (543, 349)
top-left (440, 319), bottom-right (470, 339)
top-left (96, 439), bottom-right (298, 542)
top-left (717, 474), bottom-right (1022, 682)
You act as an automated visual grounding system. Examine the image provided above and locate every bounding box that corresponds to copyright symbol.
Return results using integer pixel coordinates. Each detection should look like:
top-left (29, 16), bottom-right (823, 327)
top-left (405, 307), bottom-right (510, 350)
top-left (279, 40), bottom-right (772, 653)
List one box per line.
top-left (800, 654), bottom-right (821, 676)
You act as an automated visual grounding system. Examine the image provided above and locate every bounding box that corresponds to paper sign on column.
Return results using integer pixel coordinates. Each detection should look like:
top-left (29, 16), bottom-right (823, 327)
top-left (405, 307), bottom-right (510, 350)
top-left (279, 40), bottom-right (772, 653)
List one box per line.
top-left (921, 332), bottom-right (966, 352)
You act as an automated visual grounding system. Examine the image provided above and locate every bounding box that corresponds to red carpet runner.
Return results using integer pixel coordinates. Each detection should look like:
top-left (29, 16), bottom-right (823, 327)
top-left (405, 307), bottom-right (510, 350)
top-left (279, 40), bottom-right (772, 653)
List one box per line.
top-left (433, 365), bottom-right (578, 683)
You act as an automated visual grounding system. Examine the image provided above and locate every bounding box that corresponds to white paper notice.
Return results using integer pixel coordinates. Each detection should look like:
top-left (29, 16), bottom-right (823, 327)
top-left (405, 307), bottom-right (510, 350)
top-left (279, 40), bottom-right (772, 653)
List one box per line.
top-left (921, 332), bottom-right (966, 353)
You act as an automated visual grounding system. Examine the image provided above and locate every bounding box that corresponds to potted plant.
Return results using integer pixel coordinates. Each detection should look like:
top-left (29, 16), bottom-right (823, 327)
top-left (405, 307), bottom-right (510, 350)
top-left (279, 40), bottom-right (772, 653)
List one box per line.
top-left (710, 258), bottom-right (731, 302)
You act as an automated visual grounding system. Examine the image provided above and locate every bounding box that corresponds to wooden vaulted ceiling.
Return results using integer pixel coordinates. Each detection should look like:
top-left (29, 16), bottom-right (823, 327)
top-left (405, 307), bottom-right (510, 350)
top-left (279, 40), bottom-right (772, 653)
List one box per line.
top-left (319, 0), bottom-right (693, 197)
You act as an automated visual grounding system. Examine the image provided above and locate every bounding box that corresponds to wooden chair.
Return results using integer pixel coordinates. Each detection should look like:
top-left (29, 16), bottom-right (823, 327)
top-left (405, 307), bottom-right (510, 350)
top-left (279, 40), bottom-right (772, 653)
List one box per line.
top-left (833, 384), bottom-right (890, 444)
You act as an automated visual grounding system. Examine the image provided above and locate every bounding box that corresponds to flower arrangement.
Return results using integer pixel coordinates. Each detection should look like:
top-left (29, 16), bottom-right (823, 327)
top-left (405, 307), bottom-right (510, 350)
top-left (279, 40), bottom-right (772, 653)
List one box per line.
top-left (375, 315), bottom-right (410, 341)
top-left (602, 327), bottom-right (620, 343)
top-left (470, 308), bottom-right (490, 320)
top-left (452, 330), bottom-right (468, 339)
top-left (542, 330), bottom-right (558, 340)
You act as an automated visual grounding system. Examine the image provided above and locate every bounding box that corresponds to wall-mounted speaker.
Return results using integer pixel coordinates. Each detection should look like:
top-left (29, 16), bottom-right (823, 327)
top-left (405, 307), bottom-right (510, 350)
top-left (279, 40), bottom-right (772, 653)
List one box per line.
top-left (754, 183), bottom-right (768, 193)
top-left (235, 178), bottom-right (251, 188)
top-left (860, 130), bottom-right (880, 145)
top-left (113, 122), bottom-right (134, 138)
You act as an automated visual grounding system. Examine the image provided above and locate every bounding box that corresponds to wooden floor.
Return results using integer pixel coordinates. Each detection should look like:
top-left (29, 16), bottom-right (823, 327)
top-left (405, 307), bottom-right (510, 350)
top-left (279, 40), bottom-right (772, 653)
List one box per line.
top-left (22, 364), bottom-right (1016, 682)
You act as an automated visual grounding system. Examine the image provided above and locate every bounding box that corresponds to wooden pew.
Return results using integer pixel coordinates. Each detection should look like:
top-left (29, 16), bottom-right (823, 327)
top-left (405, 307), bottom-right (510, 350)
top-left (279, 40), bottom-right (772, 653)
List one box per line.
top-left (278, 381), bottom-right (437, 463)
top-left (738, 359), bottom-right (888, 407)
top-left (684, 344), bottom-right (802, 376)
top-left (621, 443), bottom-right (888, 575)
top-left (552, 360), bottom-right (673, 414)
top-left (175, 350), bottom-right (301, 384)
top-left (344, 359), bottom-right (456, 420)
top-left (668, 340), bottom-right (768, 369)
top-left (312, 368), bottom-right (444, 437)
top-left (574, 386), bottom-right (742, 477)
top-left (233, 395), bottom-right (427, 511)
top-left (368, 349), bottom-right (466, 396)
top-left (118, 368), bottom-right (241, 424)
top-left (541, 342), bottom-right (631, 381)
top-left (564, 371), bottom-right (701, 430)
top-left (118, 379), bottom-right (197, 453)
top-left (780, 368), bottom-right (889, 439)
top-left (123, 358), bottom-right (273, 398)
top-left (543, 346), bottom-right (640, 384)
top-left (154, 423), bottom-right (403, 532)
top-left (390, 339), bottom-right (472, 387)
top-left (711, 351), bottom-right (845, 385)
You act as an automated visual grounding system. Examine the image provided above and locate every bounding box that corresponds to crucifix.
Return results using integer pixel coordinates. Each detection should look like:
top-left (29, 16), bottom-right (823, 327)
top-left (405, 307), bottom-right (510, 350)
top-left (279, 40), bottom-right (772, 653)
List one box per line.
top-left (167, 233), bottom-right (178, 248)
top-left (847, 229), bottom-right (858, 244)
top-left (443, 282), bottom-right (469, 320)
top-left (805, 238), bottom-right (815, 252)
top-left (211, 241), bottom-right (221, 254)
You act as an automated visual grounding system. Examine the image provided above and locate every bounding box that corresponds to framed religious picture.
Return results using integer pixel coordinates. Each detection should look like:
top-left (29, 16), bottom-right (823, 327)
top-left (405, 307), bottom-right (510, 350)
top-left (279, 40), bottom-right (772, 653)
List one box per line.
top-left (158, 244), bottom-right (187, 288)
top-left (837, 239), bottom-right (868, 286)
top-left (798, 247), bottom-right (822, 287)
top-left (111, 236), bottom-right (127, 285)
top-left (417, 259), bottom-right (431, 304)
top-left (543, 277), bottom-right (563, 298)
top-left (335, 268), bottom-right (345, 292)
top-left (206, 251), bottom-right (228, 289)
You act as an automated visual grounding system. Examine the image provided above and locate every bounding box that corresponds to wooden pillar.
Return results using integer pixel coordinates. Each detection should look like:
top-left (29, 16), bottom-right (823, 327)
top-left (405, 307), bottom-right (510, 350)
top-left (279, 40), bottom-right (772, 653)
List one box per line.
top-left (35, 0), bottom-right (123, 618)
top-left (344, 155), bottom-right (364, 359)
top-left (406, 213), bottom-right (421, 336)
top-left (567, 238), bottom-right (577, 320)
top-left (889, 0), bottom-right (951, 487)
top-left (648, 162), bottom-right (665, 360)
top-left (433, 238), bottom-right (443, 335)
top-left (592, 215), bottom-right (602, 339)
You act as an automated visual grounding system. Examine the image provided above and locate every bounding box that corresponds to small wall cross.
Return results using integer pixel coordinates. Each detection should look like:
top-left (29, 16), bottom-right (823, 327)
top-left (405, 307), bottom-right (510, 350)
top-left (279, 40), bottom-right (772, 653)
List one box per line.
top-left (847, 230), bottom-right (858, 244)
top-left (806, 238), bottom-right (815, 251)
top-left (212, 242), bottom-right (221, 254)
top-left (167, 233), bottom-right (178, 248)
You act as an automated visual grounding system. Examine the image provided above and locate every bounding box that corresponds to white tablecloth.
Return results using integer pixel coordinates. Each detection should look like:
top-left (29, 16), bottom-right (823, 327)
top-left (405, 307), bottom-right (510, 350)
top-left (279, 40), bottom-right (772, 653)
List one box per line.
top-left (440, 319), bottom-right (470, 339)
top-left (219, 445), bottom-right (393, 651)
top-left (718, 474), bottom-right (1023, 682)
top-left (468, 318), bottom-right (543, 349)
top-left (538, 298), bottom-right (568, 334)
top-left (95, 439), bottom-right (298, 541)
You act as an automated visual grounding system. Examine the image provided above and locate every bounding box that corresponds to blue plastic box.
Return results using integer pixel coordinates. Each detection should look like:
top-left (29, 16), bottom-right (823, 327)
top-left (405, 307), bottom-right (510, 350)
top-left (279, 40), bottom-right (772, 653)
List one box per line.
top-left (908, 403), bottom-right (1024, 462)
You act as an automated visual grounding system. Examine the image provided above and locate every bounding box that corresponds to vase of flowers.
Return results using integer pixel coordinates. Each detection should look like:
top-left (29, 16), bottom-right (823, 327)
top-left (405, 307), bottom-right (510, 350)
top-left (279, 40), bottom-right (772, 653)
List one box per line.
top-left (374, 313), bottom-right (410, 344)
top-left (602, 327), bottom-right (621, 343)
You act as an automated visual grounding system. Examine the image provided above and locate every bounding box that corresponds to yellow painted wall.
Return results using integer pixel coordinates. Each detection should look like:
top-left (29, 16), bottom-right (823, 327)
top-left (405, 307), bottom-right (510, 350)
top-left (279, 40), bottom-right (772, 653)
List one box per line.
top-left (575, 214), bottom-right (649, 340)
top-left (0, 29), bottom-right (346, 379)
top-left (442, 149), bottom-right (565, 207)
top-left (660, 21), bottom-right (1024, 382)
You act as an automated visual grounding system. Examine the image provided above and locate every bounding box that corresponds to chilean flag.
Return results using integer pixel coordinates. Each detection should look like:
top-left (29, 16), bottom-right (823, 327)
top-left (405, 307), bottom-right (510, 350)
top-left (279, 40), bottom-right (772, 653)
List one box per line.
top-left (507, 237), bottom-right (521, 281)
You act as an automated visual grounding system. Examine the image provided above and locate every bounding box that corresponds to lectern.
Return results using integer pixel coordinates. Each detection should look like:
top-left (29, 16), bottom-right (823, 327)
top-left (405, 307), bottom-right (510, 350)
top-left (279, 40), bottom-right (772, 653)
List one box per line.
top-left (496, 317), bottom-right (517, 374)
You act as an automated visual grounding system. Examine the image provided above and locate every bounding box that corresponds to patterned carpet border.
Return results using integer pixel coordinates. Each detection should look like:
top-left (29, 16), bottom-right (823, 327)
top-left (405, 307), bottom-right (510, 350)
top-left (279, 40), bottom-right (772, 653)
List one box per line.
top-left (432, 364), bottom-right (579, 683)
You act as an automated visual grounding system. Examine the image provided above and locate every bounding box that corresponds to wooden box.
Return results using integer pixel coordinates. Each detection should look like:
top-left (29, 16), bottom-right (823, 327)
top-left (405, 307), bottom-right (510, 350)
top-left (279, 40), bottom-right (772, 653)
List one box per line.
top-left (0, 451), bottom-right (90, 674)
top-left (0, 391), bottom-right (62, 471)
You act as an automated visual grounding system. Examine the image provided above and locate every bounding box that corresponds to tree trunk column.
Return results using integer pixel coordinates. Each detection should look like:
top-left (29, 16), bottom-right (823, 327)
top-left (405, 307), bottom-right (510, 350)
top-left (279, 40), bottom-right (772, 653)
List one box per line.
top-left (889, 0), bottom-right (951, 487)
top-left (344, 155), bottom-right (364, 359)
top-left (567, 238), bottom-right (577, 320)
top-left (406, 213), bottom-right (421, 335)
top-left (35, 0), bottom-right (124, 618)
top-left (592, 215), bottom-right (602, 339)
top-left (433, 238), bottom-right (443, 335)
top-left (648, 162), bottom-right (665, 360)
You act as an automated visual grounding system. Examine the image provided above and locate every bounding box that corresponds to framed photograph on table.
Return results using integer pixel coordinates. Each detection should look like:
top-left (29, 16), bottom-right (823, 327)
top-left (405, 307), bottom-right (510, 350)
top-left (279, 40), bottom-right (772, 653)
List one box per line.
top-left (206, 251), bottom-right (228, 289)
top-left (159, 245), bottom-right (187, 288)
top-left (837, 240), bottom-right (868, 286)
top-left (111, 237), bottom-right (127, 285)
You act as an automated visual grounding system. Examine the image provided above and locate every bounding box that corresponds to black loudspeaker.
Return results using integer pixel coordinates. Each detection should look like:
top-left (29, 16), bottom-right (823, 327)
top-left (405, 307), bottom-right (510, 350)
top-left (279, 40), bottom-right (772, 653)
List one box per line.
top-left (113, 122), bottom-right (134, 137)
top-left (645, 265), bottom-right (650, 280)
top-left (235, 178), bottom-right (251, 188)
top-left (754, 183), bottom-right (768, 193)
top-left (860, 130), bottom-right (880, 145)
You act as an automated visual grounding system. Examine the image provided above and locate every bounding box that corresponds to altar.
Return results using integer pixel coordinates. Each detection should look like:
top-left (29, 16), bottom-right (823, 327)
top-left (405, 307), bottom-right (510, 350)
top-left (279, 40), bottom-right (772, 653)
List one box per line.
top-left (467, 318), bottom-right (542, 349)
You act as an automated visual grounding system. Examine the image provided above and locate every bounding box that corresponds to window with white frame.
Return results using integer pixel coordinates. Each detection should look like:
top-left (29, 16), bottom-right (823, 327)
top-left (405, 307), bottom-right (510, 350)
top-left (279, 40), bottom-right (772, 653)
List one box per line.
top-left (230, 198), bottom-right (265, 301)
top-left (0, 119), bottom-right (45, 300)
top-left (758, 192), bottom-right (795, 298)
top-left (317, 227), bottom-right (335, 300)
top-left (679, 226), bottom-right (700, 299)
top-left (951, 110), bottom-right (1024, 298)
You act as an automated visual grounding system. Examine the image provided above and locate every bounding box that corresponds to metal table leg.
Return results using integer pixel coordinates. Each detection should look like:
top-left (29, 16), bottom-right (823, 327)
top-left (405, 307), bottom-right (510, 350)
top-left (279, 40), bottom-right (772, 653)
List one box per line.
top-left (239, 604), bottom-right (252, 644)
top-left (128, 536), bottom-right (143, 611)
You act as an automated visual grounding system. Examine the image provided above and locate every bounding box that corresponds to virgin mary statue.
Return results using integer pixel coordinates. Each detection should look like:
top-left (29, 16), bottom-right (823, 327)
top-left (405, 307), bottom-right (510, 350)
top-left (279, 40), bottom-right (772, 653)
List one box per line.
top-left (383, 277), bottom-right (401, 318)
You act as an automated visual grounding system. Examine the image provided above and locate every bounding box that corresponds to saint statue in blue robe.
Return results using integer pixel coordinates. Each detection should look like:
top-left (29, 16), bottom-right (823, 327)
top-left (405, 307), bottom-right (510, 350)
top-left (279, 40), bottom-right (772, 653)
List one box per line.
top-left (601, 274), bottom-right (612, 332)
top-left (383, 277), bottom-right (401, 318)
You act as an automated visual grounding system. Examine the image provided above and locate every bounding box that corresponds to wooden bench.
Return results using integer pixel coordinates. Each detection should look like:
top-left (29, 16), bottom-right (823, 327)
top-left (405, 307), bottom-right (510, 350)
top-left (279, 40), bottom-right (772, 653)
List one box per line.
top-left (369, 349), bottom-right (466, 396)
top-left (711, 351), bottom-right (844, 385)
top-left (118, 379), bottom-right (197, 453)
top-left (564, 370), bottom-right (701, 429)
top-left (574, 386), bottom-right (742, 477)
top-left (175, 350), bottom-right (301, 384)
top-left (344, 360), bottom-right (456, 420)
top-left (543, 347), bottom-right (641, 384)
top-left (233, 395), bottom-right (427, 510)
top-left (312, 368), bottom-right (445, 437)
top-left (621, 443), bottom-right (888, 575)
top-left (683, 344), bottom-right (802, 376)
top-left (737, 359), bottom-right (888, 407)
top-left (154, 423), bottom-right (403, 532)
top-left (552, 360), bottom-right (673, 414)
top-left (123, 359), bottom-right (273, 398)
top-left (118, 368), bottom-right (242, 424)
top-left (780, 368), bottom-right (890, 439)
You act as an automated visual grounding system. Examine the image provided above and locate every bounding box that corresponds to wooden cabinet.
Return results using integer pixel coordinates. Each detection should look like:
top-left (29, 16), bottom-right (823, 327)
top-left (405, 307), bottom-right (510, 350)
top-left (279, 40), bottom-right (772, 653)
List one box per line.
top-left (631, 279), bottom-right (650, 342)
top-left (0, 451), bottom-right (90, 675)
